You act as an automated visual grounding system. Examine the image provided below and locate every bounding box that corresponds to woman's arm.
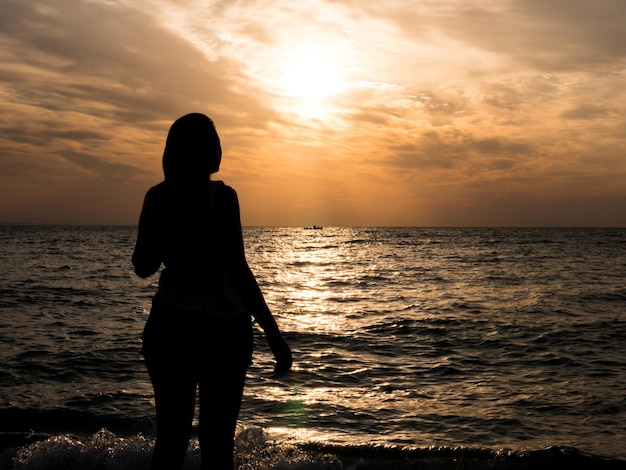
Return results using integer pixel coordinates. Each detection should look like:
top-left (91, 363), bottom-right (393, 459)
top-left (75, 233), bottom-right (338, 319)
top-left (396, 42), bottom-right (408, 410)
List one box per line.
top-left (132, 190), bottom-right (162, 279)
top-left (216, 185), bottom-right (292, 373)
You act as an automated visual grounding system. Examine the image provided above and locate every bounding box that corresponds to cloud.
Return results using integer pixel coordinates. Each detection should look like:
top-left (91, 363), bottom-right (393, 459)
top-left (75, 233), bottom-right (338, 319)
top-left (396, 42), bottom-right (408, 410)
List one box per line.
top-left (4, 0), bottom-right (309, 135)
top-left (386, 129), bottom-right (534, 174)
top-left (60, 150), bottom-right (144, 178)
top-left (0, 1), bottom-right (256, 119)
top-left (0, 0), bottom-right (624, 226)
top-left (0, 0), bottom-right (283, 222)
top-left (373, 0), bottom-right (626, 72)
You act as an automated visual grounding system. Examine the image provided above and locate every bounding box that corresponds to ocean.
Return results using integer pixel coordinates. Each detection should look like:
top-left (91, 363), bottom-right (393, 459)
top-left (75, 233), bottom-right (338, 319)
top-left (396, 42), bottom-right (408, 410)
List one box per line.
top-left (0, 226), bottom-right (625, 469)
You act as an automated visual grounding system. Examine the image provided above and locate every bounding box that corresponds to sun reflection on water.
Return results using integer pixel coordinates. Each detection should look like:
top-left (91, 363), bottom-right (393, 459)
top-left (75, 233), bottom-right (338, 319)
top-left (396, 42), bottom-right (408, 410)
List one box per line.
top-left (261, 229), bottom-right (367, 334)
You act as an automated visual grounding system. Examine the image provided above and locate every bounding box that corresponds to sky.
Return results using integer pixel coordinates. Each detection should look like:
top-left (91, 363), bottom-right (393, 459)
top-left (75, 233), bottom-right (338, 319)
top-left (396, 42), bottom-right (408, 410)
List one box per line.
top-left (1, 0), bottom-right (625, 227)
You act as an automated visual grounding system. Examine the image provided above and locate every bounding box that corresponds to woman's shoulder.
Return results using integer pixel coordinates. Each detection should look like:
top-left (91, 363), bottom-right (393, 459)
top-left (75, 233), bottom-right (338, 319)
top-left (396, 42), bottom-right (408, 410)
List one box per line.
top-left (145, 181), bottom-right (167, 197)
top-left (211, 181), bottom-right (240, 217)
top-left (211, 180), bottom-right (238, 198)
top-left (139, 182), bottom-right (166, 207)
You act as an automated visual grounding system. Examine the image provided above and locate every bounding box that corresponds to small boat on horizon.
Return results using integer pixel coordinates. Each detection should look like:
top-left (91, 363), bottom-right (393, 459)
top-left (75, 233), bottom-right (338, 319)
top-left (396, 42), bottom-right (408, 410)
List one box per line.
top-left (304, 225), bottom-right (323, 230)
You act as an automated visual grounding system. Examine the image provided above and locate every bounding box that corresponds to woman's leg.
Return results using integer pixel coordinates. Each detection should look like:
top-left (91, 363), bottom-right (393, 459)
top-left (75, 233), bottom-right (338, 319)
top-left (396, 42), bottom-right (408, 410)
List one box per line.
top-left (197, 319), bottom-right (252, 470)
top-left (197, 364), bottom-right (248, 470)
top-left (145, 355), bottom-right (197, 470)
top-left (142, 297), bottom-right (198, 470)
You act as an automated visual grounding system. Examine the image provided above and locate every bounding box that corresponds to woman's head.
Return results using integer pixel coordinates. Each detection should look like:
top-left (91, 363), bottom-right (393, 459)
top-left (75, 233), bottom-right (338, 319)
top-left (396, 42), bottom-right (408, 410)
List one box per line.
top-left (162, 113), bottom-right (222, 182)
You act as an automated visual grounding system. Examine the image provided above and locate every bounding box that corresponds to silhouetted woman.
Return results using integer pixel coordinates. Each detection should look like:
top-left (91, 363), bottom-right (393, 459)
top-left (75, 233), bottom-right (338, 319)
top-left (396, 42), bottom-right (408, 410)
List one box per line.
top-left (132, 113), bottom-right (292, 470)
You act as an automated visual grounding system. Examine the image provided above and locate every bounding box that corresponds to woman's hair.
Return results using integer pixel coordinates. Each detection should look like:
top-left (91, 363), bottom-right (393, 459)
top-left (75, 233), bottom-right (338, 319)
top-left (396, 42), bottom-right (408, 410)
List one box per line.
top-left (162, 113), bottom-right (222, 182)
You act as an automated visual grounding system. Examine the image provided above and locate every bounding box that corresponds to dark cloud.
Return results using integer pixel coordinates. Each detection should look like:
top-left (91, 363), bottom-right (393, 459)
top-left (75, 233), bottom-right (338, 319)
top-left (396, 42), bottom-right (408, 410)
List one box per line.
top-left (444, 0), bottom-right (626, 70)
top-left (0, 0), bottom-right (275, 124)
top-left (0, 123), bottom-right (107, 147)
top-left (561, 104), bottom-right (617, 121)
top-left (388, 130), bottom-right (535, 170)
top-left (359, 0), bottom-right (626, 71)
top-left (60, 150), bottom-right (145, 178)
top-left (0, 0), bottom-right (277, 223)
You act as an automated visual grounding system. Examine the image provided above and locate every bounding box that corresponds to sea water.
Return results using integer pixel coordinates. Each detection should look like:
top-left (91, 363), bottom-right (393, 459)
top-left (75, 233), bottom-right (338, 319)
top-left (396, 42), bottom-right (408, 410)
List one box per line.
top-left (1, 226), bottom-right (625, 469)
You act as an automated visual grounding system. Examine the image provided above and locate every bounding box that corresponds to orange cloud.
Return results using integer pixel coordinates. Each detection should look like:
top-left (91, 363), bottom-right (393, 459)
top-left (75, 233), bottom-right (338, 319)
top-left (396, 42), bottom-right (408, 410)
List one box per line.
top-left (0, 0), bottom-right (624, 226)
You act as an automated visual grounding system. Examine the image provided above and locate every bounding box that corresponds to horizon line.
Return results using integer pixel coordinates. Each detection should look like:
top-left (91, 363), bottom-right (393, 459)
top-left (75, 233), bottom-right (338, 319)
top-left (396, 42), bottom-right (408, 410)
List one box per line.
top-left (1, 223), bottom-right (625, 229)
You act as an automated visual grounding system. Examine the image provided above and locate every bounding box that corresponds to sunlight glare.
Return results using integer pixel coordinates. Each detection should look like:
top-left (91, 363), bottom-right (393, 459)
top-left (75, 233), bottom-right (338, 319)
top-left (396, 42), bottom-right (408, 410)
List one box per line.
top-left (272, 43), bottom-right (349, 120)
top-left (279, 46), bottom-right (345, 100)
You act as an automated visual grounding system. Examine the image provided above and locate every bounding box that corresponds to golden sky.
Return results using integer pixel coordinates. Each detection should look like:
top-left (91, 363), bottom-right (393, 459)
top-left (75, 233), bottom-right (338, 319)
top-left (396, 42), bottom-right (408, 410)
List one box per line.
top-left (1, 0), bottom-right (625, 226)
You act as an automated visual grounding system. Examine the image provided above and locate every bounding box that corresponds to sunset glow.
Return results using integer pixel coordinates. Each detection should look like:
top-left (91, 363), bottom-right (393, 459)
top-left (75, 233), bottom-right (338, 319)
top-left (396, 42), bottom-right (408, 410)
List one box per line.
top-left (278, 44), bottom-right (346, 101)
top-left (0, 0), bottom-right (625, 226)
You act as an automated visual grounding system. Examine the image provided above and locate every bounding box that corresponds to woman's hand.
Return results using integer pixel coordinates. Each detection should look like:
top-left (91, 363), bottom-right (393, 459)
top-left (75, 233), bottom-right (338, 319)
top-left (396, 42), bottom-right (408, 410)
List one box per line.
top-left (267, 333), bottom-right (292, 375)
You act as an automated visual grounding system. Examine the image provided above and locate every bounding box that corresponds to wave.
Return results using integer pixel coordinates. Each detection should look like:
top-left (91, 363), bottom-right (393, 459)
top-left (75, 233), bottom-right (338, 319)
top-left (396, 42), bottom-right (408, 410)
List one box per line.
top-left (1, 427), bottom-right (624, 470)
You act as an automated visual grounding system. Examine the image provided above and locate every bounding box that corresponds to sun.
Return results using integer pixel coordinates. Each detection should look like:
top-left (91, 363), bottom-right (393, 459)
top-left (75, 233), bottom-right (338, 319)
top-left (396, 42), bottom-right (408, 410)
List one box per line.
top-left (276, 43), bottom-right (347, 105)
